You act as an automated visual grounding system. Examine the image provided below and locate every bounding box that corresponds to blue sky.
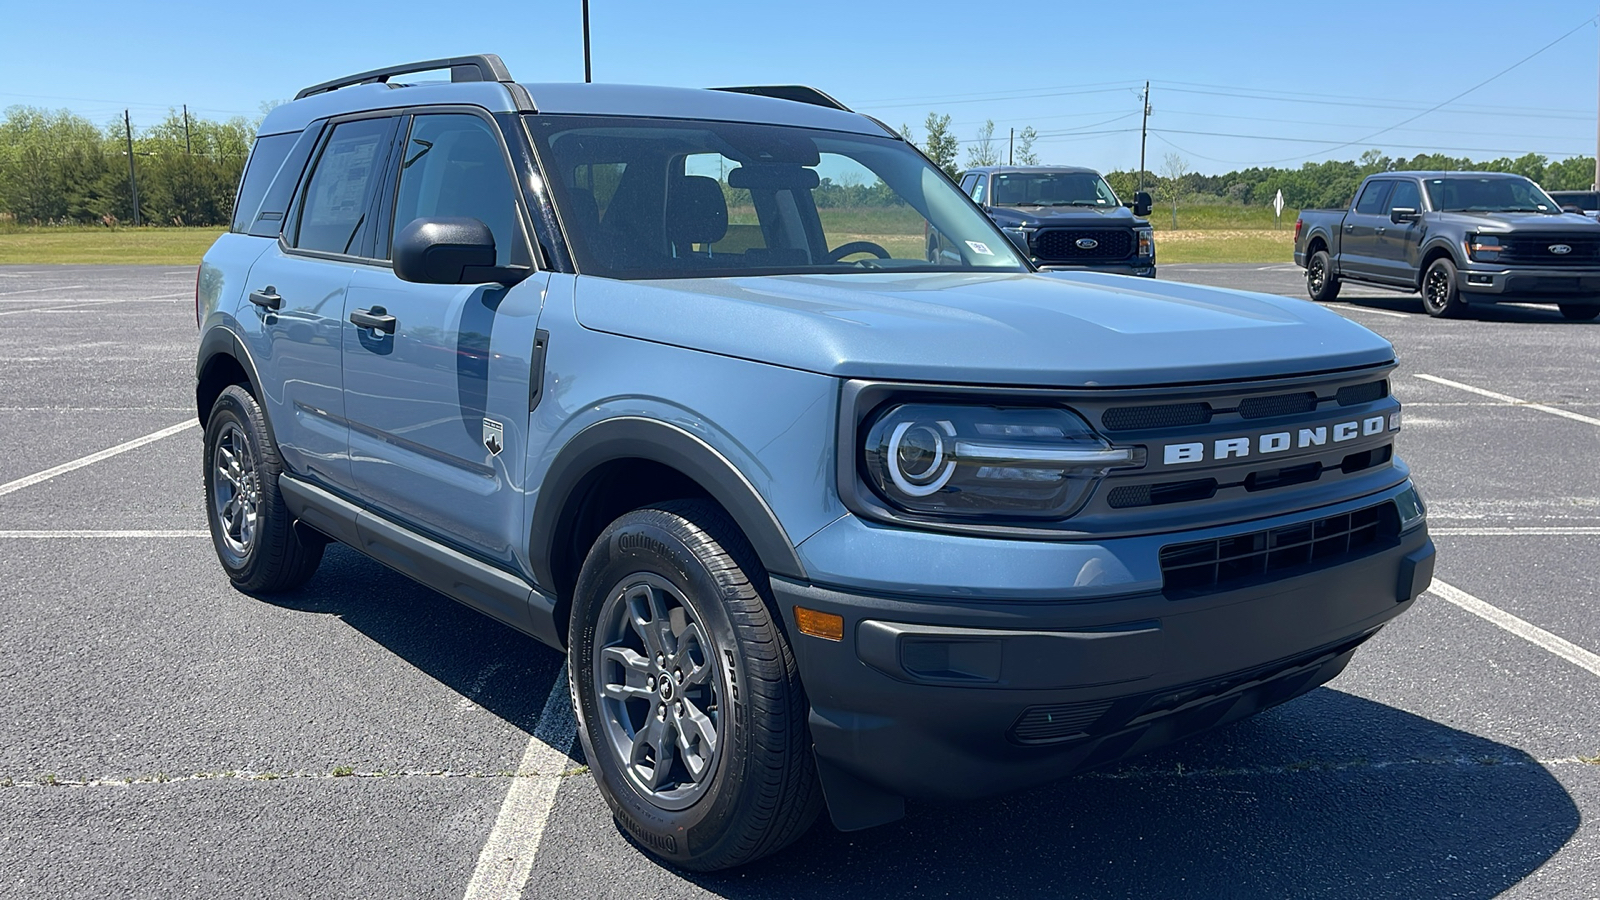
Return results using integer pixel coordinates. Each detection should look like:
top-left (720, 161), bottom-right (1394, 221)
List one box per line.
top-left (2, 1), bottom-right (1595, 174)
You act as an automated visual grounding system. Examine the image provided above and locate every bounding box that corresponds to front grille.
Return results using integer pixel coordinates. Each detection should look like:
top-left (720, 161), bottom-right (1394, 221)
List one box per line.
top-left (1239, 391), bottom-right (1316, 419)
top-left (1034, 229), bottom-right (1134, 262)
top-left (1009, 632), bottom-right (1376, 745)
top-left (1110, 446), bottom-right (1391, 509)
top-left (1336, 380), bottom-right (1388, 406)
top-left (1159, 501), bottom-right (1399, 596)
top-left (1500, 236), bottom-right (1600, 266)
top-left (1107, 479), bottom-right (1218, 509)
top-left (1101, 402), bottom-right (1212, 432)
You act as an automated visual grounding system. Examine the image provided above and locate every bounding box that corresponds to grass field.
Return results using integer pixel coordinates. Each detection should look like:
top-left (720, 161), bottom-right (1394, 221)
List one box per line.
top-left (0, 225), bottom-right (224, 265)
top-left (0, 205), bottom-right (1299, 266)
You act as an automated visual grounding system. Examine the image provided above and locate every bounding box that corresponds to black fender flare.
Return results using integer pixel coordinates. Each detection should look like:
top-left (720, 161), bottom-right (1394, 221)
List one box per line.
top-left (195, 326), bottom-right (268, 429)
top-left (1415, 238), bottom-right (1464, 289)
top-left (529, 416), bottom-right (807, 592)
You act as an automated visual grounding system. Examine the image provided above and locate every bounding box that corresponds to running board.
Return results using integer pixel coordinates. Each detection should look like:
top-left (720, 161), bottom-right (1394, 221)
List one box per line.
top-left (278, 476), bottom-right (562, 650)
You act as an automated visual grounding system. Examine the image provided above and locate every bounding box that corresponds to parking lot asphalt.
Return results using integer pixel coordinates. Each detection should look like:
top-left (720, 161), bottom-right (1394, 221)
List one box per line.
top-left (1, 263), bottom-right (1597, 899)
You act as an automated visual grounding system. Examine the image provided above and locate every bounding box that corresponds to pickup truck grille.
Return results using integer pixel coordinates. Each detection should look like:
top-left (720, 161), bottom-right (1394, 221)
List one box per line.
top-left (1033, 228), bottom-right (1133, 262)
top-left (1499, 235), bottom-right (1600, 266)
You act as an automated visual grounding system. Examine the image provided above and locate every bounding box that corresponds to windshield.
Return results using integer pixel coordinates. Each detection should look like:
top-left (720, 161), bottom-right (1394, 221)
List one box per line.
top-left (990, 171), bottom-right (1119, 208)
top-left (524, 115), bottom-right (1028, 279)
top-left (1424, 176), bottom-right (1560, 213)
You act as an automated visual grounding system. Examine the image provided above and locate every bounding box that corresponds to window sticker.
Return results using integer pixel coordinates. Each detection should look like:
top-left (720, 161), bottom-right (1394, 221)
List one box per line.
top-left (965, 241), bottom-right (994, 255)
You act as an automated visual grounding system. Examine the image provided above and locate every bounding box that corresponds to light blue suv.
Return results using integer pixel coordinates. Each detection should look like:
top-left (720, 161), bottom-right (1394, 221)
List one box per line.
top-left (196, 55), bottom-right (1435, 870)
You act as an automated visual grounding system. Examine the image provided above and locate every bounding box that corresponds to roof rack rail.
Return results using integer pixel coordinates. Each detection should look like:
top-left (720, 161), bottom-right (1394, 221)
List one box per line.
top-left (711, 85), bottom-right (851, 112)
top-left (294, 54), bottom-right (517, 100)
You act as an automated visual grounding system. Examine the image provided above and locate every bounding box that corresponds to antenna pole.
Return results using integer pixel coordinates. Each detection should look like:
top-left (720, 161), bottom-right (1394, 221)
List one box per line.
top-left (582, 0), bottom-right (592, 83)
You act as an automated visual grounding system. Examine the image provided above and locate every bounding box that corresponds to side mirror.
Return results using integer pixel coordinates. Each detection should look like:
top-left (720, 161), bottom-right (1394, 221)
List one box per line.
top-left (393, 217), bottom-right (527, 286)
top-left (1390, 207), bottom-right (1421, 224)
top-left (1131, 191), bottom-right (1153, 218)
top-left (1561, 204), bottom-right (1585, 215)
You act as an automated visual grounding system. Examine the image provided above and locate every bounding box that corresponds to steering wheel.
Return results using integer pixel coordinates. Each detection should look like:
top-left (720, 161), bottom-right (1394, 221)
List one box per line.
top-left (827, 240), bottom-right (892, 263)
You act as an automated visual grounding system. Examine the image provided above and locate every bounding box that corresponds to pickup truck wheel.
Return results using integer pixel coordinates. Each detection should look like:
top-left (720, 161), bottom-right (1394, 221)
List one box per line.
top-left (203, 385), bottom-right (324, 593)
top-left (1559, 303), bottom-right (1600, 321)
top-left (569, 500), bottom-right (821, 871)
top-left (1306, 250), bottom-right (1340, 302)
top-left (1421, 258), bottom-right (1468, 318)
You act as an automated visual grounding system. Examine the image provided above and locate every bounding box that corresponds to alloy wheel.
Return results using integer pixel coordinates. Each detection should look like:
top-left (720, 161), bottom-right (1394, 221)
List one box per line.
top-left (212, 422), bottom-right (261, 558)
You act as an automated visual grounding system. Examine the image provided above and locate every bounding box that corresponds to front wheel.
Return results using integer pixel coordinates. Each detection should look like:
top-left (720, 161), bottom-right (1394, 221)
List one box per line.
top-left (1559, 303), bottom-right (1600, 321)
top-left (569, 500), bottom-right (821, 871)
top-left (1306, 249), bottom-right (1340, 302)
top-left (1421, 257), bottom-right (1467, 318)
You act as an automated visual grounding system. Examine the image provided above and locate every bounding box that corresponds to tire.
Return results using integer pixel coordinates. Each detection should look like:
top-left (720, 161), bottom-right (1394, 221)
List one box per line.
top-left (1306, 249), bottom-right (1340, 302)
top-left (569, 499), bottom-right (821, 871)
top-left (203, 385), bottom-right (324, 593)
top-left (1421, 257), bottom-right (1467, 318)
top-left (1559, 303), bottom-right (1600, 321)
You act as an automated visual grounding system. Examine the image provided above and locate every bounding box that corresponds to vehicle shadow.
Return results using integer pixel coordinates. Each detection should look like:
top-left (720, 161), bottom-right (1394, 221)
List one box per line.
top-left (1340, 293), bottom-right (1594, 324)
top-left (686, 682), bottom-right (1579, 899)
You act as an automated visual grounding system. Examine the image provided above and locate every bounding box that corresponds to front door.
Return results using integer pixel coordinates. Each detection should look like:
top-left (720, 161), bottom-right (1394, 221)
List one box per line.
top-left (1375, 179), bottom-right (1425, 285)
top-left (342, 111), bottom-right (548, 569)
top-left (1341, 180), bottom-right (1394, 279)
top-left (236, 115), bottom-right (398, 494)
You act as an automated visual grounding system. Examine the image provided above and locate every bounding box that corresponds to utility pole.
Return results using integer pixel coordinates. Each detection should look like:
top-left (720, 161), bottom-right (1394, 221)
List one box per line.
top-left (123, 110), bottom-right (141, 227)
top-left (582, 0), bottom-right (592, 83)
top-left (183, 104), bottom-right (192, 156)
top-left (1138, 81), bottom-right (1151, 194)
top-left (1009, 127), bottom-right (1014, 165)
top-left (1594, 20), bottom-right (1598, 190)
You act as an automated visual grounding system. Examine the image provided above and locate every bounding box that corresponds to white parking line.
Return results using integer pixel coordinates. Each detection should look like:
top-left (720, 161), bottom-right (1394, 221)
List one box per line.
top-left (1429, 527), bottom-right (1600, 536)
top-left (1331, 304), bottom-right (1409, 319)
top-left (462, 669), bottom-right (578, 900)
top-left (0, 421), bottom-right (197, 498)
top-left (1428, 578), bottom-right (1600, 679)
top-left (0, 284), bottom-right (86, 297)
top-left (0, 530), bottom-right (208, 538)
top-left (1415, 373), bottom-right (1600, 427)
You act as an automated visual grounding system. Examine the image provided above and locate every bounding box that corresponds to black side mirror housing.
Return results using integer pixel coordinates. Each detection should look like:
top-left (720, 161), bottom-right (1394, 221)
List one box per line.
top-left (1130, 191), bottom-right (1153, 218)
top-left (1561, 204), bottom-right (1585, 215)
top-left (1390, 207), bottom-right (1421, 224)
top-left (393, 217), bottom-right (528, 286)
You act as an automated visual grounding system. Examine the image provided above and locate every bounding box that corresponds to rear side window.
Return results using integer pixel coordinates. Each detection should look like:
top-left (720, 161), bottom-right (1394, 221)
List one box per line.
top-left (230, 133), bottom-right (296, 233)
top-left (1354, 181), bottom-right (1393, 215)
top-left (291, 117), bottom-right (396, 256)
top-left (391, 114), bottom-right (522, 266)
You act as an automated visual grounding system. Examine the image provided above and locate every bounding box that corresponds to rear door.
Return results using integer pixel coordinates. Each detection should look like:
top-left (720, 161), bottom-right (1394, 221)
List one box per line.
top-left (341, 109), bottom-right (550, 570)
top-left (1340, 180), bottom-right (1393, 279)
top-left (238, 114), bottom-right (398, 494)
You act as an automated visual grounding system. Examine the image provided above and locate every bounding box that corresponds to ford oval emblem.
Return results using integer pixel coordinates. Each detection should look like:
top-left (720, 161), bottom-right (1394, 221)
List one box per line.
top-left (1550, 244), bottom-right (1572, 254)
top-left (1076, 238), bottom-right (1099, 250)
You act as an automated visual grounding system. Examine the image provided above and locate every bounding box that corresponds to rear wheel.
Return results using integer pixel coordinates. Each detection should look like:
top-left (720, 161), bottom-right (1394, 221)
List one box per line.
top-left (1559, 303), bottom-right (1600, 321)
top-left (569, 500), bottom-right (821, 871)
top-left (1306, 250), bottom-right (1340, 302)
top-left (203, 385), bottom-right (324, 593)
top-left (1421, 257), bottom-right (1467, 318)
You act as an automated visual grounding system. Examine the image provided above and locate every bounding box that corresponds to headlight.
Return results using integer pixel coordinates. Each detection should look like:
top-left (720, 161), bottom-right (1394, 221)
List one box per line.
top-left (861, 404), bottom-right (1136, 519)
top-left (1000, 226), bottom-right (1034, 253)
top-left (1137, 227), bottom-right (1155, 259)
top-left (1467, 234), bottom-right (1501, 261)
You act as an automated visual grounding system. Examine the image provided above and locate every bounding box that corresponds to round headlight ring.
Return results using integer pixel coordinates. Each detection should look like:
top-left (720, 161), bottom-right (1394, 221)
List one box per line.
top-left (887, 419), bottom-right (957, 497)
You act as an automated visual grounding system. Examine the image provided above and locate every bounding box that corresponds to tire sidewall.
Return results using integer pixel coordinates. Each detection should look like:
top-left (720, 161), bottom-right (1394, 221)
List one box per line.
top-left (569, 512), bottom-right (755, 865)
top-left (1423, 258), bottom-right (1460, 317)
top-left (203, 388), bottom-right (263, 579)
top-left (1307, 250), bottom-right (1338, 302)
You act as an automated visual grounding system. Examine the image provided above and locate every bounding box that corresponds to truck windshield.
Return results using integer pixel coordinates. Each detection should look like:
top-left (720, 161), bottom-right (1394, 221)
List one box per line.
top-left (1424, 176), bottom-right (1560, 214)
top-left (990, 171), bottom-right (1119, 208)
top-left (524, 115), bottom-right (1028, 280)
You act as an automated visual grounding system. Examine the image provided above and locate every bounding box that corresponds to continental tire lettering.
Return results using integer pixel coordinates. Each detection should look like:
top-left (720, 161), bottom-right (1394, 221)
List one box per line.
top-left (618, 531), bottom-right (672, 559)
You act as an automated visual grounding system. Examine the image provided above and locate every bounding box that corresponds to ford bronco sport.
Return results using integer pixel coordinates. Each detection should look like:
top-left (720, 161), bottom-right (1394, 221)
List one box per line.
top-left (195, 55), bottom-right (1435, 870)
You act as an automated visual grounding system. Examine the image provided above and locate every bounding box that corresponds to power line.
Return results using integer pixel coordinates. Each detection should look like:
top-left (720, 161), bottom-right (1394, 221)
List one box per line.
top-left (850, 80), bottom-right (1141, 107)
top-left (1156, 79), bottom-right (1595, 118)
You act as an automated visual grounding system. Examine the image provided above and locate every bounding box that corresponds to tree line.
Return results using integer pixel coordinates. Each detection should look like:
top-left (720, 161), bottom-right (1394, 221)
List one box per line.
top-left (0, 105), bottom-right (254, 227)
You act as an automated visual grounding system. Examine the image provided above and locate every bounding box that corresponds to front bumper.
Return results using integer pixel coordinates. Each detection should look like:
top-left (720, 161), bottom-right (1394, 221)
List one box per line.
top-left (1036, 259), bottom-right (1156, 278)
top-left (777, 486), bottom-right (1433, 826)
top-left (1457, 263), bottom-right (1600, 301)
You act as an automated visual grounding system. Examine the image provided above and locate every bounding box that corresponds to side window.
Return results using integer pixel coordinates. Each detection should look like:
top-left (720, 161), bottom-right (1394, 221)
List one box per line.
top-left (231, 133), bottom-right (296, 233)
top-left (971, 176), bottom-right (987, 205)
top-left (959, 174), bottom-right (978, 196)
top-left (392, 114), bottom-right (521, 266)
top-left (1389, 180), bottom-right (1421, 213)
top-left (1354, 181), bottom-right (1393, 216)
top-left (292, 117), bottom-right (394, 255)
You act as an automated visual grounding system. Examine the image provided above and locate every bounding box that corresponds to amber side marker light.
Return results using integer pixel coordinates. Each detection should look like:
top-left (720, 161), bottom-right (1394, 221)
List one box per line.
top-left (794, 607), bottom-right (844, 641)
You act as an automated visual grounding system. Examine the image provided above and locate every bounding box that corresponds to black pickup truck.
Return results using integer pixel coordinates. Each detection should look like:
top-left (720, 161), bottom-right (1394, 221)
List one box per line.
top-left (1294, 171), bottom-right (1600, 319)
top-left (957, 166), bottom-right (1156, 276)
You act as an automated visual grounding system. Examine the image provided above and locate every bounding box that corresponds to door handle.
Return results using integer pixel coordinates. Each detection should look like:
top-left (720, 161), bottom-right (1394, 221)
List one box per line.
top-left (1376, 227), bottom-right (1386, 235)
top-left (349, 307), bottom-right (397, 334)
top-left (1343, 224), bottom-right (1355, 233)
top-left (248, 286), bottom-right (282, 311)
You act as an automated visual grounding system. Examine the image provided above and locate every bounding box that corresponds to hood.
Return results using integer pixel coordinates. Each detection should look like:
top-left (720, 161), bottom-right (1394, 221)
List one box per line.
top-left (986, 204), bottom-right (1147, 229)
top-left (574, 270), bottom-right (1394, 388)
top-left (1435, 211), bottom-right (1600, 233)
